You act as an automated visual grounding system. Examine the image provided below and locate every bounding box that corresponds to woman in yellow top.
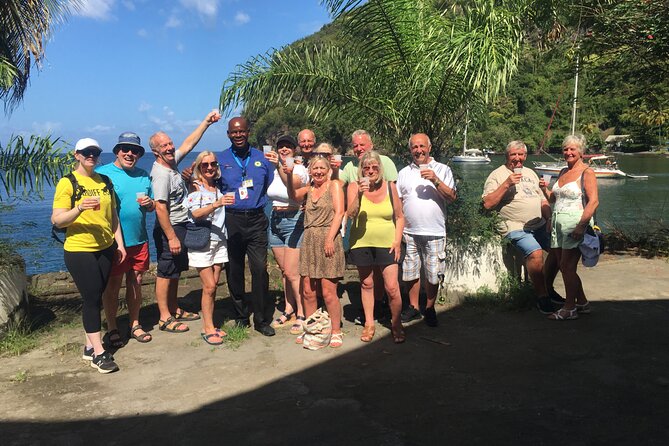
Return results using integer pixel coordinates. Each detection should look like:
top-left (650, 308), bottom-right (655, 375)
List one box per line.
top-left (347, 151), bottom-right (405, 343)
top-left (51, 138), bottom-right (126, 374)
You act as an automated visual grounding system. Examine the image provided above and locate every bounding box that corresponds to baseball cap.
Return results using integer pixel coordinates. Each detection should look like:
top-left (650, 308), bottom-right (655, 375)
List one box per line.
top-left (276, 134), bottom-right (297, 148)
top-left (579, 228), bottom-right (601, 267)
top-left (74, 138), bottom-right (101, 153)
top-left (113, 132), bottom-right (145, 156)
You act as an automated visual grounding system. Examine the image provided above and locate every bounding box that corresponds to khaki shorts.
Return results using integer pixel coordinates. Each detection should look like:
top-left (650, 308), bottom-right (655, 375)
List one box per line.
top-left (551, 211), bottom-right (583, 250)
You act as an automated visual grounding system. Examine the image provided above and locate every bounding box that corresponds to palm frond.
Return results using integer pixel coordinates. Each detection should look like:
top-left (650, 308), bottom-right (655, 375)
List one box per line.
top-left (0, 0), bottom-right (78, 112)
top-left (0, 135), bottom-right (72, 200)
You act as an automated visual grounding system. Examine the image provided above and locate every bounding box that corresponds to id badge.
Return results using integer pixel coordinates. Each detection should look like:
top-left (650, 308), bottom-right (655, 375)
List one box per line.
top-left (238, 186), bottom-right (249, 200)
top-left (242, 178), bottom-right (254, 188)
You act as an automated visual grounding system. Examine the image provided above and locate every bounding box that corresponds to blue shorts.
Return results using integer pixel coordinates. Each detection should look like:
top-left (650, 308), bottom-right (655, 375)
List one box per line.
top-left (268, 209), bottom-right (304, 248)
top-left (506, 225), bottom-right (550, 257)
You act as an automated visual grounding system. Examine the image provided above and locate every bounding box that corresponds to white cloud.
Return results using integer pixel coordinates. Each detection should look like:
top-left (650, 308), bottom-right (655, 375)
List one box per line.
top-left (137, 28), bottom-right (148, 37)
top-left (31, 121), bottom-right (61, 135)
top-left (85, 125), bottom-right (114, 133)
top-left (122, 0), bottom-right (135, 11)
top-left (73, 0), bottom-right (116, 21)
top-left (138, 101), bottom-right (152, 112)
top-left (234, 11), bottom-right (250, 25)
top-left (165, 15), bottom-right (181, 28)
top-left (180, 0), bottom-right (219, 18)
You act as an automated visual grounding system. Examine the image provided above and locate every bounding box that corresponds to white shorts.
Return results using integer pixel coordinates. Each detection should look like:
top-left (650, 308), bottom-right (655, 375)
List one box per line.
top-left (187, 238), bottom-right (229, 268)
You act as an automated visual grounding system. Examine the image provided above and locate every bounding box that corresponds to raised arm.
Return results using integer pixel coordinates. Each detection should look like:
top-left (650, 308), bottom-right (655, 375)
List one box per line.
top-left (176, 110), bottom-right (220, 159)
top-left (483, 173), bottom-right (520, 210)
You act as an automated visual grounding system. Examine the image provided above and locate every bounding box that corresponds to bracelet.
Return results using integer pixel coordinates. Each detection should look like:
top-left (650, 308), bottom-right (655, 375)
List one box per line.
top-left (77, 204), bottom-right (84, 212)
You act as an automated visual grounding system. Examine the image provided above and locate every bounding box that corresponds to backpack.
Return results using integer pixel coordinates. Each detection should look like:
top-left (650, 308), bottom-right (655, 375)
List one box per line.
top-left (51, 173), bottom-right (113, 244)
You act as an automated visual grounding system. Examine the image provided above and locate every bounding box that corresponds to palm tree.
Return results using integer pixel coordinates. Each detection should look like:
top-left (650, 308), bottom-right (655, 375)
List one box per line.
top-left (0, 0), bottom-right (76, 111)
top-left (219, 0), bottom-right (529, 156)
top-left (0, 135), bottom-right (71, 201)
top-left (0, 1), bottom-right (77, 201)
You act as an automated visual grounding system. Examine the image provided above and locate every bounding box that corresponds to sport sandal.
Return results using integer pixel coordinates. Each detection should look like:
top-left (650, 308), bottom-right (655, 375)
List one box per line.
top-left (548, 307), bottom-right (578, 321)
top-left (159, 316), bottom-right (189, 333)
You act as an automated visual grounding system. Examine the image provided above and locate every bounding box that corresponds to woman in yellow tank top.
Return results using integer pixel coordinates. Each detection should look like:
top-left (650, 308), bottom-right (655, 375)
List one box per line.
top-left (347, 151), bottom-right (405, 343)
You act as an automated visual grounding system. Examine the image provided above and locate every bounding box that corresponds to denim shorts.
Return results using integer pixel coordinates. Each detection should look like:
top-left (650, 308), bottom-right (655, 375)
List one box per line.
top-left (505, 225), bottom-right (550, 257)
top-left (269, 209), bottom-right (304, 248)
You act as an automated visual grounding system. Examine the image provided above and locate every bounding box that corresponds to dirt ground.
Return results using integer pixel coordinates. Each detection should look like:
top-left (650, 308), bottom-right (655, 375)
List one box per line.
top-left (1, 254), bottom-right (669, 445)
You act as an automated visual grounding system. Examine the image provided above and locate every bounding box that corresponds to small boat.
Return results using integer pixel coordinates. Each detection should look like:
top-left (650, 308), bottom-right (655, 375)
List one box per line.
top-left (452, 148), bottom-right (491, 164)
top-left (451, 119), bottom-right (491, 164)
top-left (533, 155), bottom-right (648, 179)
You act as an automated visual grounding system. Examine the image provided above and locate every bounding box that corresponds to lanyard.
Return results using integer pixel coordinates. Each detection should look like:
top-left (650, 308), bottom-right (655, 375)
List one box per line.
top-left (231, 150), bottom-right (251, 181)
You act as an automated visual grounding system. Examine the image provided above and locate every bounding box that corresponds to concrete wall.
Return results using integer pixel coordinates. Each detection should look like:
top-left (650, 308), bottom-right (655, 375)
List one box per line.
top-left (0, 261), bottom-right (29, 332)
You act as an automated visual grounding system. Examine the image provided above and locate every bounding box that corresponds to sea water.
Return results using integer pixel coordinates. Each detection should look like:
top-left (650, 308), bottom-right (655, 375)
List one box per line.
top-left (2, 152), bottom-right (667, 275)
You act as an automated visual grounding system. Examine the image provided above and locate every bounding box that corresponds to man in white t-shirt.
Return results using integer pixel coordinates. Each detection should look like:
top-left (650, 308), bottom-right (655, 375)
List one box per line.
top-left (397, 133), bottom-right (456, 327)
top-left (482, 140), bottom-right (561, 314)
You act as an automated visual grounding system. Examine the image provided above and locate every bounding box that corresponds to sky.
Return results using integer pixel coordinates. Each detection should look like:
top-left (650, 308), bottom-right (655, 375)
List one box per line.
top-left (1, 0), bottom-right (332, 152)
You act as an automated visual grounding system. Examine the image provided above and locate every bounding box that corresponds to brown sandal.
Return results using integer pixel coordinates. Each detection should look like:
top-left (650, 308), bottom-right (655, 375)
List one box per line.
top-left (360, 325), bottom-right (375, 342)
top-left (158, 316), bottom-right (189, 333)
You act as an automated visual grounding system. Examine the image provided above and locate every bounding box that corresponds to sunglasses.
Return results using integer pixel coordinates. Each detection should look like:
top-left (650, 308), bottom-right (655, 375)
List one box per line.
top-left (312, 152), bottom-right (331, 157)
top-left (277, 143), bottom-right (295, 149)
top-left (120, 146), bottom-right (142, 156)
top-left (78, 148), bottom-right (102, 158)
top-left (200, 161), bottom-right (219, 169)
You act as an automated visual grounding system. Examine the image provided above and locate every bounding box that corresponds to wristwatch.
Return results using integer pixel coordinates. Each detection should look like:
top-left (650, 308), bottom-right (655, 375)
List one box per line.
top-left (77, 204), bottom-right (84, 212)
top-left (433, 178), bottom-right (441, 187)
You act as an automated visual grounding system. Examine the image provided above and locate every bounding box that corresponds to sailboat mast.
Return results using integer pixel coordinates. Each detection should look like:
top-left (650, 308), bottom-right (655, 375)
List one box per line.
top-left (571, 52), bottom-right (580, 135)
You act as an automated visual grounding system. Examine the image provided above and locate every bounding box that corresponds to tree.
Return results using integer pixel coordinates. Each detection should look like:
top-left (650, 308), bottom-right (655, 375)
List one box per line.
top-left (0, 0), bottom-right (77, 111)
top-left (0, 0), bottom-right (77, 201)
top-left (219, 0), bottom-right (531, 158)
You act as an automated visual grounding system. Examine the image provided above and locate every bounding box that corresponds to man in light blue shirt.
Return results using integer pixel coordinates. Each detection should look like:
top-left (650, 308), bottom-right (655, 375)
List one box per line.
top-left (97, 132), bottom-right (155, 345)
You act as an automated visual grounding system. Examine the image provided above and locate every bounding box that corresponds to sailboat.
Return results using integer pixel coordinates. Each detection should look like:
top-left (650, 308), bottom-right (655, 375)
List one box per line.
top-left (532, 53), bottom-right (647, 179)
top-left (451, 119), bottom-right (491, 164)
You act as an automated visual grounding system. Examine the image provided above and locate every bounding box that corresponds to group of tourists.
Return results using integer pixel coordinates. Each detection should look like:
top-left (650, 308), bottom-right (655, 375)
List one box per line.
top-left (52, 110), bottom-right (597, 374)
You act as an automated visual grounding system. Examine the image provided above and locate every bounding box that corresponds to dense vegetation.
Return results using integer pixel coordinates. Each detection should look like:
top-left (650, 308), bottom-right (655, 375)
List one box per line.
top-left (224, 0), bottom-right (668, 156)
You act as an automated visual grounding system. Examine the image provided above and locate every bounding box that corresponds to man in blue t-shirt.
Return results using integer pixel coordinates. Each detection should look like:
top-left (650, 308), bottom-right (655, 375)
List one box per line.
top-left (96, 132), bottom-right (155, 345)
top-left (219, 117), bottom-right (276, 336)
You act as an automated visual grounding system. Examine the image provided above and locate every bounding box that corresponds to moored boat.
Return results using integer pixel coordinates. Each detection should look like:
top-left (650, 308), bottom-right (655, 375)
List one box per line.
top-left (533, 155), bottom-right (648, 179)
top-left (452, 148), bottom-right (491, 164)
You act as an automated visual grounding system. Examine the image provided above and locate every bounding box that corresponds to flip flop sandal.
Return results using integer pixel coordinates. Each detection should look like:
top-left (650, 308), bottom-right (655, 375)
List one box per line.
top-left (106, 329), bottom-right (124, 348)
top-left (216, 328), bottom-right (228, 338)
top-left (201, 332), bottom-right (224, 345)
top-left (174, 309), bottom-right (200, 321)
top-left (130, 325), bottom-right (152, 343)
top-left (159, 316), bottom-right (190, 333)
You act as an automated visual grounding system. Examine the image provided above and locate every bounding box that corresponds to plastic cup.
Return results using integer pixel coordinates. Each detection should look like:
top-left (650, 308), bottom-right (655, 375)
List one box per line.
top-left (419, 164), bottom-right (429, 171)
top-left (92, 196), bottom-right (101, 211)
top-left (225, 192), bottom-right (235, 205)
top-left (285, 157), bottom-right (295, 168)
top-left (360, 176), bottom-right (370, 187)
top-left (295, 156), bottom-right (303, 164)
top-left (514, 167), bottom-right (523, 175)
top-left (263, 145), bottom-right (272, 154)
top-left (136, 192), bottom-right (146, 203)
top-left (333, 154), bottom-right (342, 162)
top-left (542, 174), bottom-right (551, 184)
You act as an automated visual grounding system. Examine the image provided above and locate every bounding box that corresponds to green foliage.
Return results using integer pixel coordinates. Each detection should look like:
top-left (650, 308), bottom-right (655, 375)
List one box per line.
top-left (0, 134), bottom-right (72, 201)
top-left (222, 325), bottom-right (250, 350)
top-left (446, 177), bottom-right (501, 249)
top-left (0, 317), bottom-right (39, 356)
top-left (463, 272), bottom-right (534, 311)
top-left (0, 0), bottom-right (77, 111)
top-left (221, 0), bottom-right (529, 157)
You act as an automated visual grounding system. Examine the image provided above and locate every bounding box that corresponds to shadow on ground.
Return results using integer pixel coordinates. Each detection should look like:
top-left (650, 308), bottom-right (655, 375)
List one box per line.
top-left (2, 297), bottom-right (669, 445)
